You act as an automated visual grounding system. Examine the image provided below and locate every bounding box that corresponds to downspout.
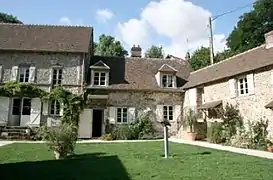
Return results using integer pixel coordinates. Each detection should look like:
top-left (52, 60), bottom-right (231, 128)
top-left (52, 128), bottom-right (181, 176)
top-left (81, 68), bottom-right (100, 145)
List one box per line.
top-left (81, 53), bottom-right (85, 94)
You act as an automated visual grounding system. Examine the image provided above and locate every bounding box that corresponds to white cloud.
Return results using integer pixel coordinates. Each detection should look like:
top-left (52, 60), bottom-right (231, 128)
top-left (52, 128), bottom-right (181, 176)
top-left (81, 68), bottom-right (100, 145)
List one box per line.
top-left (95, 9), bottom-right (114, 23)
top-left (59, 17), bottom-right (83, 26)
top-left (116, 0), bottom-right (226, 58)
top-left (59, 17), bottom-right (72, 25)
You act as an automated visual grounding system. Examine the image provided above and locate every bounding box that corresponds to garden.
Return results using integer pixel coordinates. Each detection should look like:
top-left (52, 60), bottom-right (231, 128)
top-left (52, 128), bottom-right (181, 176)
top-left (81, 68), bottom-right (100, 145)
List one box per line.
top-left (183, 103), bottom-right (273, 153)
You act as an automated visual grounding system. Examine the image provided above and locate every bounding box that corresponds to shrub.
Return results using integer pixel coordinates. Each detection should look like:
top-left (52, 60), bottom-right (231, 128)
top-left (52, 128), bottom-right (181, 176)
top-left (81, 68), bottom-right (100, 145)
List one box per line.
top-left (183, 108), bottom-right (198, 133)
top-left (36, 123), bottom-right (78, 159)
top-left (229, 119), bottom-right (269, 150)
top-left (100, 133), bottom-right (115, 141)
top-left (207, 123), bottom-right (224, 144)
top-left (109, 115), bottom-right (157, 140)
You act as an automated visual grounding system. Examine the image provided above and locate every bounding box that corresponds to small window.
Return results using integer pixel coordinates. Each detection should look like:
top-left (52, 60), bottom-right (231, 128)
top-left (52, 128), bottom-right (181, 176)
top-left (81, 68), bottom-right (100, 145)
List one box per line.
top-left (93, 71), bottom-right (107, 86)
top-left (12, 98), bottom-right (31, 115)
top-left (50, 100), bottom-right (61, 116)
top-left (117, 108), bottom-right (128, 124)
top-left (19, 67), bottom-right (30, 83)
top-left (162, 74), bottom-right (174, 88)
top-left (237, 77), bottom-right (248, 95)
top-left (52, 69), bottom-right (63, 87)
top-left (163, 106), bottom-right (173, 121)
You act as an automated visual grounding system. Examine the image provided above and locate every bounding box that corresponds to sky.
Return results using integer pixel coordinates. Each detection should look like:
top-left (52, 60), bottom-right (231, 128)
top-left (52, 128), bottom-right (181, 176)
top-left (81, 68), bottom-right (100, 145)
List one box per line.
top-left (0, 0), bottom-right (255, 57)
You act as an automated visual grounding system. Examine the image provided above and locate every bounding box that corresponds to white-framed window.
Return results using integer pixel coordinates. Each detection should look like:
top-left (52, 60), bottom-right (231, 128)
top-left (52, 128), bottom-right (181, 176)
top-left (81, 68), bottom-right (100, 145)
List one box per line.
top-left (161, 74), bottom-right (175, 88)
top-left (50, 100), bottom-right (61, 116)
top-left (19, 67), bottom-right (30, 83)
top-left (237, 76), bottom-right (248, 95)
top-left (117, 107), bottom-right (128, 124)
top-left (52, 68), bottom-right (63, 87)
top-left (163, 105), bottom-right (173, 121)
top-left (93, 71), bottom-right (107, 86)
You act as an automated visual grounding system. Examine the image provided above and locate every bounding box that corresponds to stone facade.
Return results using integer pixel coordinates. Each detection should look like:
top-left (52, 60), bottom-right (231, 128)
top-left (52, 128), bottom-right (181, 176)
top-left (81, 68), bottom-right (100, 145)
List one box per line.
top-left (183, 65), bottom-right (273, 138)
top-left (0, 51), bottom-right (85, 127)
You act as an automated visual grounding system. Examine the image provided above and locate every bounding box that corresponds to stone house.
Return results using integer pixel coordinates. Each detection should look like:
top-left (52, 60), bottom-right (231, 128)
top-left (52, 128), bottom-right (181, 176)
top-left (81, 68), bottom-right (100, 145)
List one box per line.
top-left (0, 23), bottom-right (93, 128)
top-left (78, 46), bottom-right (192, 138)
top-left (0, 23), bottom-right (192, 139)
top-left (182, 30), bottom-right (273, 138)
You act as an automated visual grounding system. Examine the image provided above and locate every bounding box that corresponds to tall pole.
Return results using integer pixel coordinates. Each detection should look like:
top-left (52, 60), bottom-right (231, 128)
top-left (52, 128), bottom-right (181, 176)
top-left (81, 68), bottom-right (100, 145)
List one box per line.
top-left (208, 17), bottom-right (214, 65)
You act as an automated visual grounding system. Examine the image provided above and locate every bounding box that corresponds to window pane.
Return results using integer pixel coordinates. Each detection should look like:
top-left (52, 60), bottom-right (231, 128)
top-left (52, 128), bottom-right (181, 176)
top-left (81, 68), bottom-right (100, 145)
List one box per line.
top-left (12, 99), bottom-right (21, 115)
top-left (122, 108), bottom-right (127, 123)
top-left (162, 75), bottom-right (167, 87)
top-left (22, 98), bottom-right (31, 115)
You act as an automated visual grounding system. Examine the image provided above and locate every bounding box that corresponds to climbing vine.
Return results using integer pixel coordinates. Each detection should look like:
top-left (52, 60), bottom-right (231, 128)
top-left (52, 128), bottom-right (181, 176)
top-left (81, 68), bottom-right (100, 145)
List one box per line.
top-left (0, 81), bottom-right (86, 126)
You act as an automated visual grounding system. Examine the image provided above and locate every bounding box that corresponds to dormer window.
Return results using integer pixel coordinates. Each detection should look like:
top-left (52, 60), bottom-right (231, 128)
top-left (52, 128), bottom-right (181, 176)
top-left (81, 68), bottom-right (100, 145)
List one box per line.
top-left (90, 60), bottom-right (110, 87)
top-left (94, 71), bottom-right (107, 86)
top-left (162, 74), bottom-right (175, 88)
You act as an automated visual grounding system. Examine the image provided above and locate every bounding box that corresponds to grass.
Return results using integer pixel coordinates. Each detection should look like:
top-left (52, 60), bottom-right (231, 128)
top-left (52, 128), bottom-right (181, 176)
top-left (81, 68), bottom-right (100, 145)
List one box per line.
top-left (0, 142), bottom-right (273, 180)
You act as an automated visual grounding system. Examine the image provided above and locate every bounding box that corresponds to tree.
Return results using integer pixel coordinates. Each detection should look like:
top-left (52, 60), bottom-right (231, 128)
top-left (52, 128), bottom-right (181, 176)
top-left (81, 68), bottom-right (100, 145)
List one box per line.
top-left (0, 12), bottom-right (22, 24)
top-left (227, 0), bottom-right (273, 53)
top-left (94, 34), bottom-right (128, 57)
top-left (188, 47), bottom-right (210, 71)
top-left (145, 45), bottom-right (164, 58)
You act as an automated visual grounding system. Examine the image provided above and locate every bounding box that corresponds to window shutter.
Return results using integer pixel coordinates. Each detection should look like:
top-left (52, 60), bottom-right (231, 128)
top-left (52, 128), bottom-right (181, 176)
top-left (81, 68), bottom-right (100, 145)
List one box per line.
top-left (0, 96), bottom-right (10, 124)
top-left (128, 107), bottom-right (136, 124)
top-left (29, 66), bottom-right (36, 83)
top-left (91, 70), bottom-right (94, 86)
top-left (11, 66), bottom-right (19, 81)
top-left (49, 68), bottom-right (53, 84)
top-left (0, 66), bottom-right (3, 82)
top-left (228, 78), bottom-right (237, 98)
top-left (174, 105), bottom-right (182, 121)
top-left (156, 105), bottom-right (163, 122)
top-left (108, 107), bottom-right (116, 124)
top-left (43, 101), bottom-right (49, 115)
top-left (247, 73), bottom-right (255, 95)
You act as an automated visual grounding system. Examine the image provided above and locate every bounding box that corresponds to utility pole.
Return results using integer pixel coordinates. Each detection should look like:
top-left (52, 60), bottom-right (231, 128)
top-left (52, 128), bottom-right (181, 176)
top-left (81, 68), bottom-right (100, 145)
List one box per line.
top-left (208, 16), bottom-right (214, 65)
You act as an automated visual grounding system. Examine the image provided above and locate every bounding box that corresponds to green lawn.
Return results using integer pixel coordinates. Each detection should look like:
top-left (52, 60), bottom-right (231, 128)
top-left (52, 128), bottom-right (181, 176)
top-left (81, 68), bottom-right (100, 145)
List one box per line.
top-left (0, 142), bottom-right (272, 180)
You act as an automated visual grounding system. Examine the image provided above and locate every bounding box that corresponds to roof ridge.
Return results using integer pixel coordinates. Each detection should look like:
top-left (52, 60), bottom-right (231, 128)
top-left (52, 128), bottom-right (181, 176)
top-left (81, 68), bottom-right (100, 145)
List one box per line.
top-left (0, 23), bottom-right (93, 28)
top-left (190, 44), bottom-right (266, 74)
top-left (126, 56), bottom-right (187, 62)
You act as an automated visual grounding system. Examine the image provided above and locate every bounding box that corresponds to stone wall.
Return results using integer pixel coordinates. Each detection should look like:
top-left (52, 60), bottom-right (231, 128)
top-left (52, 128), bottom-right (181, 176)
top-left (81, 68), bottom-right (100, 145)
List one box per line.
top-left (105, 91), bottom-right (184, 135)
top-left (0, 51), bottom-right (84, 94)
top-left (185, 66), bottom-right (273, 137)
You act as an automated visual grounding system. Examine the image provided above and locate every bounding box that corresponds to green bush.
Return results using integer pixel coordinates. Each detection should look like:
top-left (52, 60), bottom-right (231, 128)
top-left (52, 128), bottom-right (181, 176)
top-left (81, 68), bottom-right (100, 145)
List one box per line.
top-left (36, 123), bottom-right (78, 159)
top-left (207, 123), bottom-right (224, 144)
top-left (109, 115), bottom-right (157, 140)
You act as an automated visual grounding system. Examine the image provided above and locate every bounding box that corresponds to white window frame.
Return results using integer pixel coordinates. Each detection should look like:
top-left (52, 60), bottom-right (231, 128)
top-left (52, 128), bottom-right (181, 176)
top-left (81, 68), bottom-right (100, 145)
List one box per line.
top-left (116, 107), bottom-right (128, 124)
top-left (19, 67), bottom-right (30, 83)
top-left (93, 71), bottom-right (107, 86)
top-left (12, 98), bottom-right (31, 116)
top-left (50, 100), bottom-right (61, 116)
top-left (161, 74), bottom-right (175, 88)
top-left (163, 105), bottom-right (174, 121)
top-left (237, 76), bottom-right (248, 96)
top-left (52, 68), bottom-right (63, 87)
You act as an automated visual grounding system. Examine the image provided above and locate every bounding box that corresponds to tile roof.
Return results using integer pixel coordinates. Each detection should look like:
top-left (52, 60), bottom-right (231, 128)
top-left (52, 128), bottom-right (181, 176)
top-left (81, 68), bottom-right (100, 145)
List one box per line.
top-left (87, 56), bottom-right (192, 92)
top-left (0, 23), bottom-right (93, 53)
top-left (183, 45), bottom-right (273, 89)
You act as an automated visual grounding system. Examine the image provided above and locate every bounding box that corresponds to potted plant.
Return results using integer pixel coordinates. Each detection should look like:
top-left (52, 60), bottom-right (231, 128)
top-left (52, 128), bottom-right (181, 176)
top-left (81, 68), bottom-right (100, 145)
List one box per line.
top-left (266, 139), bottom-right (273, 153)
top-left (183, 109), bottom-right (198, 141)
top-left (37, 123), bottom-right (78, 159)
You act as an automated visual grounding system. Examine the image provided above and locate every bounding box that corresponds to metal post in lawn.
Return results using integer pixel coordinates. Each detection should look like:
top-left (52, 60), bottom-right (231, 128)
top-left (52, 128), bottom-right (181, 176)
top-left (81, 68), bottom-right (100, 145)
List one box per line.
top-left (161, 120), bottom-right (171, 159)
top-left (164, 125), bottom-right (169, 158)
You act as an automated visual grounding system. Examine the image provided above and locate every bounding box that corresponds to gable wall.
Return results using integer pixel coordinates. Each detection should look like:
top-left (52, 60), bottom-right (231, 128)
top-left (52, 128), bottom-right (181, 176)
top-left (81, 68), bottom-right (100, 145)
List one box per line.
top-left (185, 66), bottom-right (273, 137)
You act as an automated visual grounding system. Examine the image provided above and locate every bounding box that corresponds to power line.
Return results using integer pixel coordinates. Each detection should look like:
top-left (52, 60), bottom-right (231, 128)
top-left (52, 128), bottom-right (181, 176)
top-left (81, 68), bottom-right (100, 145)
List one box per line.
top-left (212, 2), bottom-right (255, 21)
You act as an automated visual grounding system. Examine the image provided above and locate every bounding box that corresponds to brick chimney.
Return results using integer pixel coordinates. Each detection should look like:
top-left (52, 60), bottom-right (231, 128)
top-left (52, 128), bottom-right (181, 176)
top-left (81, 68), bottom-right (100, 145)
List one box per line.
top-left (131, 45), bottom-right (142, 57)
top-left (265, 30), bottom-right (273, 49)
